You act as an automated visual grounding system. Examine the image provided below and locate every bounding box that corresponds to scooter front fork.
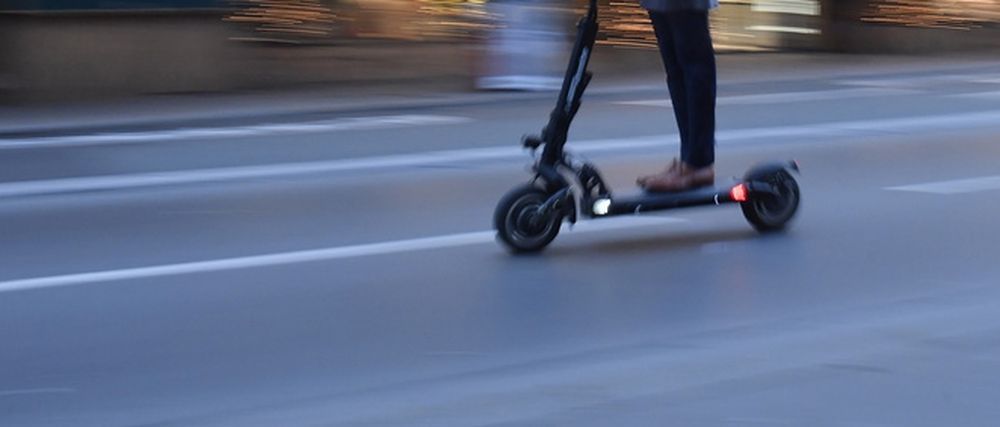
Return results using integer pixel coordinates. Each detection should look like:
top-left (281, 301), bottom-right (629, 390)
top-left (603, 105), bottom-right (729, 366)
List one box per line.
top-left (534, 187), bottom-right (576, 226)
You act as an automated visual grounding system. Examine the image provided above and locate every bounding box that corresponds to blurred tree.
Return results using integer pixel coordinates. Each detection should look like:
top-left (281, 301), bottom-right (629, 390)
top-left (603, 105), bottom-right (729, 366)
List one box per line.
top-left (861, 0), bottom-right (1000, 29)
top-left (408, 0), bottom-right (491, 41)
top-left (600, 0), bottom-right (657, 48)
top-left (226, 0), bottom-right (341, 43)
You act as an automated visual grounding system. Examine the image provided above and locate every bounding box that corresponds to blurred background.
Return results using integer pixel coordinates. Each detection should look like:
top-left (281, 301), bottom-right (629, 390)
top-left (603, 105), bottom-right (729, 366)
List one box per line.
top-left (1, 0), bottom-right (999, 100)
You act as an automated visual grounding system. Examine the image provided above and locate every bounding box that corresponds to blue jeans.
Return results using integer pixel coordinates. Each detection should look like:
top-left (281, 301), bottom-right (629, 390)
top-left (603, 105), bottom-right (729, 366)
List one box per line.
top-left (648, 10), bottom-right (716, 168)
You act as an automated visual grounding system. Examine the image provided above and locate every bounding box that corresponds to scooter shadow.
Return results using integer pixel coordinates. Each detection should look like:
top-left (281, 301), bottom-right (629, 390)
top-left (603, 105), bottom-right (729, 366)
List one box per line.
top-left (540, 227), bottom-right (768, 258)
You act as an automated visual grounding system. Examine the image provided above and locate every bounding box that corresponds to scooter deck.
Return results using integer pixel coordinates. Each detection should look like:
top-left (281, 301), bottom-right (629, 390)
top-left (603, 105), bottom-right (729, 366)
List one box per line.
top-left (597, 183), bottom-right (743, 216)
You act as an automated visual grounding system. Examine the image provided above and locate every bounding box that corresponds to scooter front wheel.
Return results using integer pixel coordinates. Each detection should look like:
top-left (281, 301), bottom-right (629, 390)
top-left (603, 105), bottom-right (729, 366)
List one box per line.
top-left (494, 184), bottom-right (563, 253)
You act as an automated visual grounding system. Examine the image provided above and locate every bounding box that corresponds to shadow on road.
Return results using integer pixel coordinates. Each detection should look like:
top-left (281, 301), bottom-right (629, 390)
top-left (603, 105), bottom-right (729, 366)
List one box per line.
top-left (538, 227), bottom-right (764, 257)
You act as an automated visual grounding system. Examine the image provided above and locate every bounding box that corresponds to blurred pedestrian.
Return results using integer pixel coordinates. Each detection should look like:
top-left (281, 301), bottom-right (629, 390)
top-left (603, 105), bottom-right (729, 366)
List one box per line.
top-left (636, 0), bottom-right (719, 192)
top-left (477, 0), bottom-right (564, 91)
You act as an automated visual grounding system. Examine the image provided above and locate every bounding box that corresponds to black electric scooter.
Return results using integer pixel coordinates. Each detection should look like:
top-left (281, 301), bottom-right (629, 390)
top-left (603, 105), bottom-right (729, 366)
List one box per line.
top-left (494, 0), bottom-right (800, 253)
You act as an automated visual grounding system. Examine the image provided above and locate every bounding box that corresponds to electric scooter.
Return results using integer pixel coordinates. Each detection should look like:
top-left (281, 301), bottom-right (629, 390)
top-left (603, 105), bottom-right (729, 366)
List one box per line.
top-left (494, 0), bottom-right (800, 253)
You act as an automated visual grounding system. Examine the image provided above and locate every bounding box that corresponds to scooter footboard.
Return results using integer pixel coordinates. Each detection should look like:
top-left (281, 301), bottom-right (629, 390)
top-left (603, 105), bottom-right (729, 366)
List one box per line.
top-left (593, 185), bottom-right (738, 216)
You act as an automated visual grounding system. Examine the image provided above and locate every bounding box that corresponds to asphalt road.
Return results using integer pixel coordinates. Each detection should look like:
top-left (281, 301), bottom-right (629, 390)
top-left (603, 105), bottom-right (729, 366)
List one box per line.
top-left (3, 59), bottom-right (1000, 426)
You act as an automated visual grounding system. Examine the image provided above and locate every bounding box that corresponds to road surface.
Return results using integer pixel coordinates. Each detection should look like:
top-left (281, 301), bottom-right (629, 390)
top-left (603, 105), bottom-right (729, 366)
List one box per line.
top-left (2, 59), bottom-right (1000, 426)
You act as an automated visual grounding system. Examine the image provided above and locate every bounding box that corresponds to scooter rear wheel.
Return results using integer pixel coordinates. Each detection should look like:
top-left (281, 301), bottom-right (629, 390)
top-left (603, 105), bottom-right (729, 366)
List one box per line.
top-left (494, 184), bottom-right (562, 253)
top-left (741, 169), bottom-right (800, 232)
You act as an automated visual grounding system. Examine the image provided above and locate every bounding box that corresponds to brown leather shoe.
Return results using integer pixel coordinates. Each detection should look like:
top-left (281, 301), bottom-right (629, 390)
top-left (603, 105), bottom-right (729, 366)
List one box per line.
top-left (637, 158), bottom-right (681, 188)
top-left (640, 163), bottom-right (714, 193)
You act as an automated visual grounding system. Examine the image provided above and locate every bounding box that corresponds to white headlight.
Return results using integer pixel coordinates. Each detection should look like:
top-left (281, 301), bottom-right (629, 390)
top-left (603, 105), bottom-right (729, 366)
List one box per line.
top-left (592, 198), bottom-right (612, 216)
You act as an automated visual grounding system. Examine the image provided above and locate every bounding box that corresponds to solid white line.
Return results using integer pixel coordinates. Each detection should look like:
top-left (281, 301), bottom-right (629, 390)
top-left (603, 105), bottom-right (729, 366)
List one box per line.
top-left (0, 216), bottom-right (684, 293)
top-left (0, 115), bottom-right (471, 150)
top-left (616, 88), bottom-right (912, 108)
top-left (885, 175), bottom-right (1000, 194)
top-left (0, 146), bottom-right (519, 198)
top-left (3, 110), bottom-right (1000, 198)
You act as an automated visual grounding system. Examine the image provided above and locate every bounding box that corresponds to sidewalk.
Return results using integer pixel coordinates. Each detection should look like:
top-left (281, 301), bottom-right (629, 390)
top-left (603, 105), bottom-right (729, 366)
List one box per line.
top-left (2, 51), bottom-right (999, 137)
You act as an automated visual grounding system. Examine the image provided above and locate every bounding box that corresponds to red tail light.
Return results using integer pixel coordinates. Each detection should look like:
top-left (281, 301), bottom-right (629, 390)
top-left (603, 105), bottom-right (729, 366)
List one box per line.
top-left (730, 183), bottom-right (749, 202)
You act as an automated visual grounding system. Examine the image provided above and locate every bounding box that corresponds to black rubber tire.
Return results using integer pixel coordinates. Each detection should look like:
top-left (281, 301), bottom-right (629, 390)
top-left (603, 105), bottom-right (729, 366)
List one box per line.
top-left (494, 184), bottom-right (563, 253)
top-left (741, 169), bottom-right (800, 233)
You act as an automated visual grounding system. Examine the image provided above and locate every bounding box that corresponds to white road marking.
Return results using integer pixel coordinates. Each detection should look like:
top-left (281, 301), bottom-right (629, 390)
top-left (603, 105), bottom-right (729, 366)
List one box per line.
top-left (0, 388), bottom-right (76, 397)
top-left (0, 216), bottom-right (685, 293)
top-left (885, 175), bottom-right (1000, 194)
top-left (954, 90), bottom-right (1000, 99)
top-left (4, 110), bottom-right (1000, 199)
top-left (616, 88), bottom-right (912, 108)
top-left (0, 115), bottom-right (471, 150)
top-left (838, 73), bottom-right (1000, 88)
top-left (0, 145), bottom-right (518, 198)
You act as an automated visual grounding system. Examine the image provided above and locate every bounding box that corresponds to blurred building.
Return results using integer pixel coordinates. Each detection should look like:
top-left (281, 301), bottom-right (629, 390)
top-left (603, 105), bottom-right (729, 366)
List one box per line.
top-left (601, 0), bottom-right (1000, 52)
top-left (600, 0), bottom-right (823, 51)
top-left (2, 0), bottom-right (999, 101)
top-left (0, 1), bottom-right (236, 100)
top-left (823, 0), bottom-right (1000, 52)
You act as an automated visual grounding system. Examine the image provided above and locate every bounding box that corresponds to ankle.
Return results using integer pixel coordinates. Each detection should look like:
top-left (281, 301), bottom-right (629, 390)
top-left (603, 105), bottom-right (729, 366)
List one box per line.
top-left (682, 162), bottom-right (713, 172)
